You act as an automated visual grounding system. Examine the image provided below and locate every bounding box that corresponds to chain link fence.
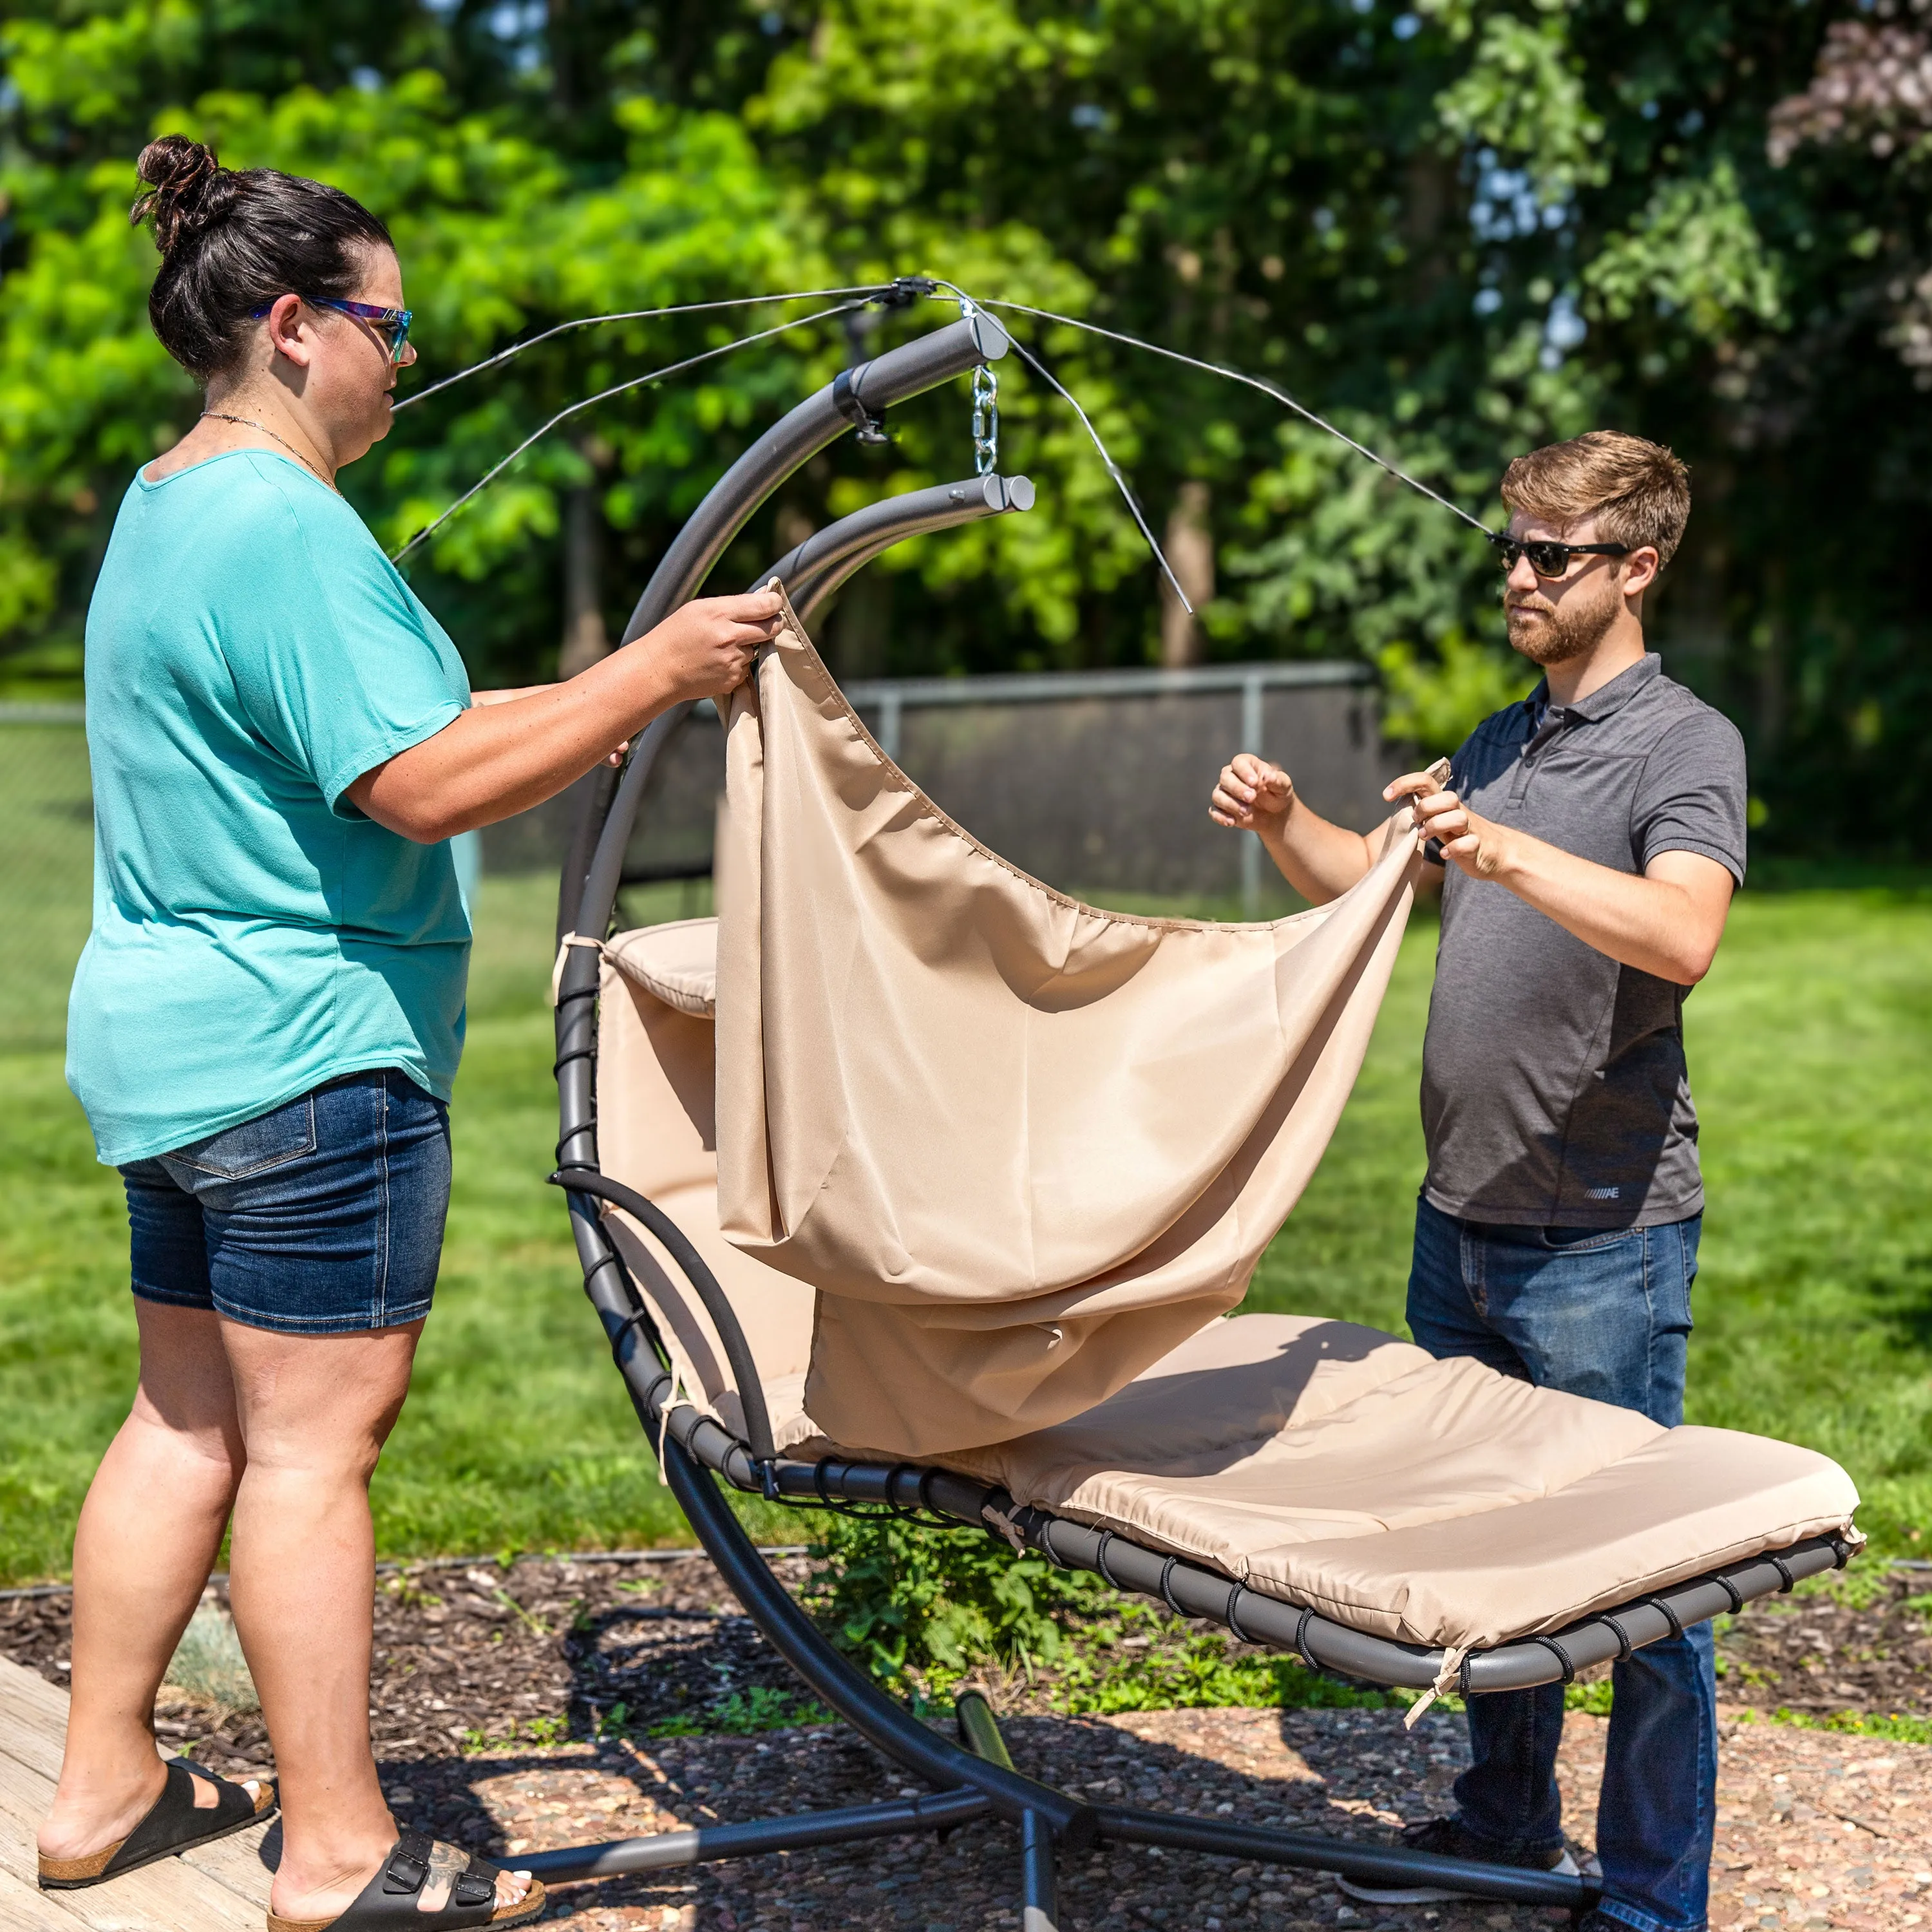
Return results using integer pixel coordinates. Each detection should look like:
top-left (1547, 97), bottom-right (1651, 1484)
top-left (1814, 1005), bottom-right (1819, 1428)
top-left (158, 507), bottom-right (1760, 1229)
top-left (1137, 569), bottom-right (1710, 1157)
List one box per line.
top-left (4, 665), bottom-right (1390, 1057)
top-left (485, 659), bottom-right (1389, 915)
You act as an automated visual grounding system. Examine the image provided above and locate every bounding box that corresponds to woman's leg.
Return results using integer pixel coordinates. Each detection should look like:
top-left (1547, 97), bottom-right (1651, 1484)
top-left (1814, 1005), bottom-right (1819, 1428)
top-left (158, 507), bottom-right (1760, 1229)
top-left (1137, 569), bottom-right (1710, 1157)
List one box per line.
top-left (220, 1318), bottom-right (420, 1918)
top-left (222, 1320), bottom-right (531, 1919)
top-left (38, 1299), bottom-right (251, 1861)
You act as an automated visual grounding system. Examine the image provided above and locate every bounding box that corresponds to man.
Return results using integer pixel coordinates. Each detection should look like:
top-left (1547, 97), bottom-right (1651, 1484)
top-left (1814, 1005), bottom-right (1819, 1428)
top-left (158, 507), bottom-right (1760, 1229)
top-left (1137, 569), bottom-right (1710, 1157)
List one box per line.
top-left (1209, 431), bottom-right (1743, 1932)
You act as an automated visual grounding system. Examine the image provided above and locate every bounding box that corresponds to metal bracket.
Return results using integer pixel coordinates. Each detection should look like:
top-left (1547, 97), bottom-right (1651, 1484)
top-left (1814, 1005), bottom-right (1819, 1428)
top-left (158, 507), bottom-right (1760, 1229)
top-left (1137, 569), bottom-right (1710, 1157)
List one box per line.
top-left (833, 367), bottom-right (891, 445)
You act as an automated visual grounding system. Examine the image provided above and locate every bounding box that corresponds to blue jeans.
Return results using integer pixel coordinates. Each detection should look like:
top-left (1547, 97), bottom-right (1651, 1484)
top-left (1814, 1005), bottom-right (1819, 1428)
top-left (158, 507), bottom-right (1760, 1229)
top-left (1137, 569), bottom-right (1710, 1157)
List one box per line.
top-left (1407, 1196), bottom-right (1714, 1932)
top-left (121, 1068), bottom-right (451, 1334)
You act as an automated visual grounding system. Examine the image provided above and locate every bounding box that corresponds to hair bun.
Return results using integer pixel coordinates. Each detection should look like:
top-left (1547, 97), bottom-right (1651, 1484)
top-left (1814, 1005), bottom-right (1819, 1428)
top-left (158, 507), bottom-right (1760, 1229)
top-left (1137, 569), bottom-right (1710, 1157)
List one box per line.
top-left (131, 136), bottom-right (236, 255)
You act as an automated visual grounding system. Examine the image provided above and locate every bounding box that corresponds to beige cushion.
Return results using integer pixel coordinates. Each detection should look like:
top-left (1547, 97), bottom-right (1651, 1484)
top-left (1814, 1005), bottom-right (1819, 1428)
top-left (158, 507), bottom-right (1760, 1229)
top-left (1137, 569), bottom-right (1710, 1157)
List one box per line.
top-left (595, 932), bottom-right (1860, 1658)
top-left (942, 1312), bottom-right (1860, 1651)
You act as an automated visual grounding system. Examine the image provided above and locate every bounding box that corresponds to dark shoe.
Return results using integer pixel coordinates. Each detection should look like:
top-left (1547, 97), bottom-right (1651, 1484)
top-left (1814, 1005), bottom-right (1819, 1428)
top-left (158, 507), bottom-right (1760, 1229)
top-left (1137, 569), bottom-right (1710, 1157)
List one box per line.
top-left (39, 1758), bottom-right (276, 1888)
top-left (1338, 1814), bottom-right (1587, 1906)
top-left (265, 1833), bottom-right (545, 1930)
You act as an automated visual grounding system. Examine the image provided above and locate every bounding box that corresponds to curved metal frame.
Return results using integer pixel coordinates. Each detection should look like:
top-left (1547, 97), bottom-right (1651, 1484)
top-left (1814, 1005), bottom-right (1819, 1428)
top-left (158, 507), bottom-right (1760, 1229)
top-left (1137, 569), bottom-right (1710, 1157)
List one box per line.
top-left (542, 317), bottom-right (1848, 1920)
top-left (555, 311), bottom-right (1010, 948)
top-left (775, 471), bottom-right (1035, 624)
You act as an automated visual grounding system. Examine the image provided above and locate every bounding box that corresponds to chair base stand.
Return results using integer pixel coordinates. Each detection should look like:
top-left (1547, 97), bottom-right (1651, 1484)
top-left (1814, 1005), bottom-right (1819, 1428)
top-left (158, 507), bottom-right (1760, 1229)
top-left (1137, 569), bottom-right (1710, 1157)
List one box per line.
top-left (516, 1684), bottom-right (1595, 1920)
top-left (517, 1368), bottom-right (1596, 1921)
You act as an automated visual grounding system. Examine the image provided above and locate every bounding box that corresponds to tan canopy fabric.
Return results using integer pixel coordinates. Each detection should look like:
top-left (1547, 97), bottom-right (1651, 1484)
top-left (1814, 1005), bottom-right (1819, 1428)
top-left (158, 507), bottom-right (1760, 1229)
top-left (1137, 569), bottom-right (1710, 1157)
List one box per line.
top-left (708, 595), bottom-right (1424, 1455)
top-left (592, 931), bottom-right (1861, 1656)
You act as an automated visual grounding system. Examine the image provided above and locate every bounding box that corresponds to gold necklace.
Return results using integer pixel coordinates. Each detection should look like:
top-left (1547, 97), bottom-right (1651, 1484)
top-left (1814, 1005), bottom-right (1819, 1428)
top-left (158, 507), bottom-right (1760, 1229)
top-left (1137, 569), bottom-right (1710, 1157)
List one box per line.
top-left (199, 411), bottom-right (336, 489)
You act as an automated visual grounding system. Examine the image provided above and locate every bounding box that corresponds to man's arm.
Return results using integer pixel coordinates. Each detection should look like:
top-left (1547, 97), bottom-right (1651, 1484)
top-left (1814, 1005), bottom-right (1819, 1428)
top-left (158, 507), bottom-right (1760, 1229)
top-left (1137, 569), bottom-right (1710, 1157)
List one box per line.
top-left (1209, 753), bottom-right (1384, 904)
top-left (1388, 771), bottom-right (1735, 985)
top-left (1211, 752), bottom-right (1450, 905)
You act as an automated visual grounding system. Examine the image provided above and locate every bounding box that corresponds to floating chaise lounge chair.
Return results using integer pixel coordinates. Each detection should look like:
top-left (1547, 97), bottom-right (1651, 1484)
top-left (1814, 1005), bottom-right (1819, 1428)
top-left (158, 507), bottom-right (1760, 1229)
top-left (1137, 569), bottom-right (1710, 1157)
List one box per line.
top-left (527, 314), bottom-right (1861, 1925)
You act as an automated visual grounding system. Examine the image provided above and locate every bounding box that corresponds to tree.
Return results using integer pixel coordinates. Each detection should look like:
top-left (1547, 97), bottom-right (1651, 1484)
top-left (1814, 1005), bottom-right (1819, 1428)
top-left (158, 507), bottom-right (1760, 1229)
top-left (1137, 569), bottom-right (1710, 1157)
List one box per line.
top-left (5, 1), bottom-right (1931, 849)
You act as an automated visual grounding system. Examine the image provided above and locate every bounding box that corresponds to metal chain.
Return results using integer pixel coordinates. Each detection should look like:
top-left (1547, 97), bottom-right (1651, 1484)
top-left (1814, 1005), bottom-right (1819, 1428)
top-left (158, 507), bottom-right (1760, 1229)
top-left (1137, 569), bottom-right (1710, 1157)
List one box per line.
top-left (971, 363), bottom-right (999, 477)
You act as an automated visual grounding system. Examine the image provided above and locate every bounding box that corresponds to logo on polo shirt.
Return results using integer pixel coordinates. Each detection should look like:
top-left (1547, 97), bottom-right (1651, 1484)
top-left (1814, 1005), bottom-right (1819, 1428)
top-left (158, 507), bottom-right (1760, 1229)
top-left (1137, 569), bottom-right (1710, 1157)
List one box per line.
top-left (1585, 1185), bottom-right (1621, 1200)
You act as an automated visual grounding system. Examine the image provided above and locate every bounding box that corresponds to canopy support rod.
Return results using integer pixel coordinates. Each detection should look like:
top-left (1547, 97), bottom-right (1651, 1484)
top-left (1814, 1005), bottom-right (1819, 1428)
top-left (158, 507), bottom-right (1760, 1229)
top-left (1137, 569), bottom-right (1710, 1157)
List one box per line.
top-left (556, 311), bottom-right (1009, 947)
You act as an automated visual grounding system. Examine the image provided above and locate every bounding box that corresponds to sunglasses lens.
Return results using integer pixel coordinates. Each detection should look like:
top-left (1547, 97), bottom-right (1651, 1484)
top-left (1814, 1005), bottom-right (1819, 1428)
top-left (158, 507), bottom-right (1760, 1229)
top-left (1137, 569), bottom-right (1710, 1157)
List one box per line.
top-left (1530, 543), bottom-right (1571, 576)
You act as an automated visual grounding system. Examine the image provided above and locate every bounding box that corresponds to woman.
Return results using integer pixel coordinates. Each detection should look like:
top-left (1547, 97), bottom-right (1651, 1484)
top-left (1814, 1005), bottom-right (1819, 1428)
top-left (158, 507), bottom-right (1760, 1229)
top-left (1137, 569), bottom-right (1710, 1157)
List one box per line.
top-left (37, 135), bottom-right (780, 1929)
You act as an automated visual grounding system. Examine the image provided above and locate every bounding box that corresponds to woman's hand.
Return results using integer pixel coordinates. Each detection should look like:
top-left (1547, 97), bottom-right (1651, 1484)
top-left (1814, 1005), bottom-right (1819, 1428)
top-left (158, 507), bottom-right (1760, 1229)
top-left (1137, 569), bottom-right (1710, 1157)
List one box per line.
top-left (634, 589), bottom-right (786, 706)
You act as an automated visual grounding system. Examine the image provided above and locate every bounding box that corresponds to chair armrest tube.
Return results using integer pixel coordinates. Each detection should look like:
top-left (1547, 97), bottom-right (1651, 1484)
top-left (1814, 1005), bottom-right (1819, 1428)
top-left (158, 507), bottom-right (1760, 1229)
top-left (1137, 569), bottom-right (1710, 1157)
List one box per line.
top-left (516, 1788), bottom-right (991, 1882)
top-left (550, 1168), bottom-right (779, 1469)
top-left (759, 474), bottom-right (1036, 625)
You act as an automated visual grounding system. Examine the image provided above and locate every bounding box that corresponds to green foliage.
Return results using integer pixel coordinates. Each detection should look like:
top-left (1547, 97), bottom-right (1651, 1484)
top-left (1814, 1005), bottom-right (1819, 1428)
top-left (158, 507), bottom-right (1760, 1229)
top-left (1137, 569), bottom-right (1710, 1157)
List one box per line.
top-left (807, 1510), bottom-right (1101, 1680)
top-left (1060, 1625), bottom-right (1396, 1718)
top-left (1378, 629), bottom-right (1531, 755)
top-left (1582, 160), bottom-right (1786, 341)
top-left (462, 1712), bottom-right (569, 1754)
top-left (5, 0), bottom-right (1931, 840)
top-left (1741, 1705), bottom-right (1932, 1748)
top-left (648, 1686), bottom-right (835, 1738)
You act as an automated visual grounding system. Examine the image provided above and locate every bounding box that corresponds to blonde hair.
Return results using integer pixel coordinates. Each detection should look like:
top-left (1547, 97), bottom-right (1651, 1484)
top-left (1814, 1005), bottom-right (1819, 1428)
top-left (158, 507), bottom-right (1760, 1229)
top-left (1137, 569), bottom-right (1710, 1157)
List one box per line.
top-left (1500, 431), bottom-right (1691, 567)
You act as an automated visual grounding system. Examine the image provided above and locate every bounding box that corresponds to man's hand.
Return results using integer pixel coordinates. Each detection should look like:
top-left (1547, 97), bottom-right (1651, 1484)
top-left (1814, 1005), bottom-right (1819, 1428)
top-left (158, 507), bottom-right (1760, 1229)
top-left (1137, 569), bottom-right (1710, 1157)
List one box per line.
top-left (1381, 770), bottom-right (1734, 985)
top-left (1210, 753), bottom-right (1294, 835)
top-left (636, 589), bottom-right (785, 708)
top-left (1384, 770), bottom-right (1510, 880)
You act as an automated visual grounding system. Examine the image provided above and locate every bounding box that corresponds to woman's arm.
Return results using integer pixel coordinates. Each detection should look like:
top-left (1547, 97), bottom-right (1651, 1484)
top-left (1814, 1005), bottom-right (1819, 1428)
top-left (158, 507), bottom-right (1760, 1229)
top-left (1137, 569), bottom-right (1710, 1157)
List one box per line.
top-left (345, 591), bottom-right (781, 842)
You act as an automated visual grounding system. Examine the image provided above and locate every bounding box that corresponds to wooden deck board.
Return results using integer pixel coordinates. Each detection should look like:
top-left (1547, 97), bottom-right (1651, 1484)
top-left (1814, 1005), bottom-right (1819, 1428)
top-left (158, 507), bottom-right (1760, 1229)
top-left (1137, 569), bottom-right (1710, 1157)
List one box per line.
top-left (0, 1656), bottom-right (273, 1931)
top-left (0, 1864), bottom-right (105, 1930)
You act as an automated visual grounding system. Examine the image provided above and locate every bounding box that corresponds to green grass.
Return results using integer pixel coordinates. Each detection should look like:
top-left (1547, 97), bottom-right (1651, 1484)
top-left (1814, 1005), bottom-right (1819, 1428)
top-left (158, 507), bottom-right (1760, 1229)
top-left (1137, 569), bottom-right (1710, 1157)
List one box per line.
top-left (0, 720), bottom-right (94, 1056)
top-left (3, 864), bottom-right (1929, 1584)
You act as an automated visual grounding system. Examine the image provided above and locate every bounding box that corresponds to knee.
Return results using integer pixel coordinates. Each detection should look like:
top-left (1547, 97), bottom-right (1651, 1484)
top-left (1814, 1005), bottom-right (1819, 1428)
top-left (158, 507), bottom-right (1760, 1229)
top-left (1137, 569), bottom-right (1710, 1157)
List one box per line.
top-left (120, 1400), bottom-right (245, 1493)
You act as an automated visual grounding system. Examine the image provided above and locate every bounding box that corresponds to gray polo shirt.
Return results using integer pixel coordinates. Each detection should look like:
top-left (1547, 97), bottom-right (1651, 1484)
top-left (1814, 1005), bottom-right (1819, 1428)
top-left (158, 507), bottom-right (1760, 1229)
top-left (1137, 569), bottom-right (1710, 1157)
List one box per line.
top-left (1420, 653), bottom-right (1747, 1229)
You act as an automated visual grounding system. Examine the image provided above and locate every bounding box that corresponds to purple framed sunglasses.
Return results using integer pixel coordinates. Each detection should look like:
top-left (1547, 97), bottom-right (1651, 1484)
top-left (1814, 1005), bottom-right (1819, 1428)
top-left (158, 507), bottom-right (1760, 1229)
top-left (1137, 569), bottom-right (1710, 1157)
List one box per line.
top-left (251, 295), bottom-right (413, 361)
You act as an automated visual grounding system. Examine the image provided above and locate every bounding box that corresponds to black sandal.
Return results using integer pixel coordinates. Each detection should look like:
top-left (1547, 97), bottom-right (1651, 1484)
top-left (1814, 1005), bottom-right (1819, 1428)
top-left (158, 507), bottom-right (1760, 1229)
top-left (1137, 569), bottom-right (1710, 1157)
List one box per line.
top-left (265, 1833), bottom-right (547, 1930)
top-left (39, 1756), bottom-right (277, 1888)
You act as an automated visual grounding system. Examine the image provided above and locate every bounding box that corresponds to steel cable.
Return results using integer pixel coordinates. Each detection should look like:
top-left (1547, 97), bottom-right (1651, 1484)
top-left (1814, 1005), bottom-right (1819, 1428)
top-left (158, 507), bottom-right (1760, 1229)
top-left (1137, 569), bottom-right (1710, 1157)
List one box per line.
top-left (966, 293), bottom-right (1494, 536)
top-left (390, 301), bottom-right (865, 563)
top-left (392, 284), bottom-right (903, 413)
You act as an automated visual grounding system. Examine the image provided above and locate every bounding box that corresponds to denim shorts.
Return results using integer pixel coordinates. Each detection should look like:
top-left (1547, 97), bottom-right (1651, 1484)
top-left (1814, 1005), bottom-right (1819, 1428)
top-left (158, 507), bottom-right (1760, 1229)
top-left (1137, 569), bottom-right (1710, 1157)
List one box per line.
top-left (120, 1068), bottom-right (451, 1334)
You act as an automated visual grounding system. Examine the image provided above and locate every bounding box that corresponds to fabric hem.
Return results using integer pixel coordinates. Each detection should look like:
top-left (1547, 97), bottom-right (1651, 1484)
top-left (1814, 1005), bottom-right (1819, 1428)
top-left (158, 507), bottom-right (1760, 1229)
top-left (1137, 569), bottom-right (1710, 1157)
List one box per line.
top-left (202, 1296), bottom-right (433, 1336)
top-left (95, 1057), bottom-right (446, 1170)
top-left (1640, 835), bottom-right (1745, 889)
top-left (319, 698), bottom-right (467, 817)
top-left (1420, 1182), bottom-right (1706, 1231)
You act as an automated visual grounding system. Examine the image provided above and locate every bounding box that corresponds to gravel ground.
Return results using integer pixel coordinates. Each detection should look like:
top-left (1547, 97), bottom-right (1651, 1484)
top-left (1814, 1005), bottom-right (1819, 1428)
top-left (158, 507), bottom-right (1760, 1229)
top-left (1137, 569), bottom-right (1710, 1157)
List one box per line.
top-left (5, 1553), bottom-right (1931, 1929)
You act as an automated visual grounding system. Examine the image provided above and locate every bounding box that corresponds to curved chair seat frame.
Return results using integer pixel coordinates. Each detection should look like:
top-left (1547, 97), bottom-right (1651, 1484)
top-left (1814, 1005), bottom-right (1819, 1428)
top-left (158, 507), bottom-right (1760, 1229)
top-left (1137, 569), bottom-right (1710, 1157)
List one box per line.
top-left (539, 311), bottom-right (1850, 1922)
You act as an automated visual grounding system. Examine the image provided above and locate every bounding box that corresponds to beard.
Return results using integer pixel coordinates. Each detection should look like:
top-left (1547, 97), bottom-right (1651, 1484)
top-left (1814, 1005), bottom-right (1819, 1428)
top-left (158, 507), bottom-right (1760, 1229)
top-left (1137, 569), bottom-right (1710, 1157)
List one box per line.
top-left (1504, 580), bottom-right (1620, 666)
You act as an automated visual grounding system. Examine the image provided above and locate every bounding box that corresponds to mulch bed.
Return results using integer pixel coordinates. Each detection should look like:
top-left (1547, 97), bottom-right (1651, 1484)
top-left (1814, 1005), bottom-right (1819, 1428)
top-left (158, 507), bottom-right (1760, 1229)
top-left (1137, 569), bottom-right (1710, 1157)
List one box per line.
top-left (5, 1553), bottom-right (1932, 1929)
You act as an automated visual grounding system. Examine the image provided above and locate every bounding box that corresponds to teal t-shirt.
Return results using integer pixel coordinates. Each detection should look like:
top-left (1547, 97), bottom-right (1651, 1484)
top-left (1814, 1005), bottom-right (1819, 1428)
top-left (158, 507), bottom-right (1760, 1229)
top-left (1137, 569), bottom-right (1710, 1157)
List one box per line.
top-left (68, 450), bottom-right (473, 1166)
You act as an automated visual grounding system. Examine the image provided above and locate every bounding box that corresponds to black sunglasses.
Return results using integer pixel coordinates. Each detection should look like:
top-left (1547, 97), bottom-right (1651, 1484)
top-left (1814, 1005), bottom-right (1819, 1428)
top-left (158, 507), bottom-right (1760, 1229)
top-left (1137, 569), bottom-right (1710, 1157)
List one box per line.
top-left (1488, 533), bottom-right (1631, 579)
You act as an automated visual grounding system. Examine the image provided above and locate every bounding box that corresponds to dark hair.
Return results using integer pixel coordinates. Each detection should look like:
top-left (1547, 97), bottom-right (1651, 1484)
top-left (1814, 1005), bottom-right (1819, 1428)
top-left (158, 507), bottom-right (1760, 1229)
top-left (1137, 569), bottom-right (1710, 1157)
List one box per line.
top-left (131, 135), bottom-right (393, 383)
